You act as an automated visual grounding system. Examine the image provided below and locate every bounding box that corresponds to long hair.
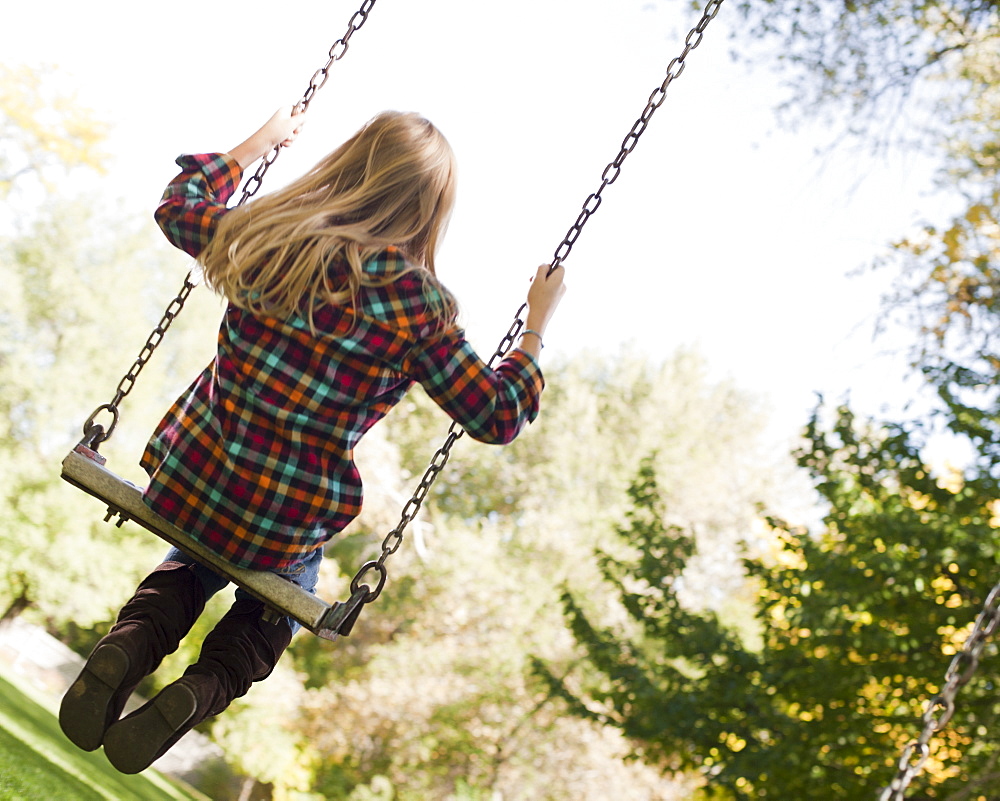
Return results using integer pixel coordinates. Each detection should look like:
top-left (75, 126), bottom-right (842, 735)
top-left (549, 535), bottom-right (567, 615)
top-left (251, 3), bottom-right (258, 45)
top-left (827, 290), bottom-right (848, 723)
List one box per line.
top-left (199, 111), bottom-right (458, 334)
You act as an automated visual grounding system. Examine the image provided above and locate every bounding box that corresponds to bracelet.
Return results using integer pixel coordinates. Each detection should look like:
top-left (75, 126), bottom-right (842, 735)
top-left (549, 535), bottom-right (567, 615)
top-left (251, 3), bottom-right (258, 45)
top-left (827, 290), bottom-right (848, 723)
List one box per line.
top-left (520, 329), bottom-right (544, 349)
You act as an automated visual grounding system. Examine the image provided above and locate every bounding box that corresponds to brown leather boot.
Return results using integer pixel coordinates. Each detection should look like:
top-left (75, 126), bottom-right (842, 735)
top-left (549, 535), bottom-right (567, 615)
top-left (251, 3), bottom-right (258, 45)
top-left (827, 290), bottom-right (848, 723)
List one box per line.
top-left (59, 561), bottom-right (207, 751)
top-left (102, 596), bottom-right (292, 774)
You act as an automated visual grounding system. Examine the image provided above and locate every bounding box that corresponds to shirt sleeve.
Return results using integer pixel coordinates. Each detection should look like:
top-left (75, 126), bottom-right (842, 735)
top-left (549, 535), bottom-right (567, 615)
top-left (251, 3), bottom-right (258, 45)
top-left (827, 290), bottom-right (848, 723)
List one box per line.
top-left (154, 153), bottom-right (243, 258)
top-left (402, 331), bottom-right (545, 445)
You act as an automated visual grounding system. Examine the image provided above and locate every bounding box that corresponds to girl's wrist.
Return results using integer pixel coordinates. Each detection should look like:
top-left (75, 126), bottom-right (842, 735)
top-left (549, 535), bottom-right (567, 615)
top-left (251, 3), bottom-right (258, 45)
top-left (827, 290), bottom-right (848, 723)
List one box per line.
top-left (519, 329), bottom-right (544, 348)
top-left (517, 329), bottom-right (544, 359)
top-left (228, 130), bottom-right (276, 171)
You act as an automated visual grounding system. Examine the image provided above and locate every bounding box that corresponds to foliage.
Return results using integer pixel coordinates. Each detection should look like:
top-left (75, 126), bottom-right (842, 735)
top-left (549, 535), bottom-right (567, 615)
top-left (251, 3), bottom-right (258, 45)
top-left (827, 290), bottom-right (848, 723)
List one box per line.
top-left (0, 63), bottom-right (108, 197)
top-left (882, 193), bottom-right (1000, 475)
top-left (283, 348), bottom-right (775, 800)
top-left (720, 0), bottom-right (1000, 453)
top-left (730, 0), bottom-right (1000, 419)
top-left (0, 64), bottom-right (202, 629)
top-left (299, 519), bottom-right (689, 800)
top-left (210, 667), bottom-right (314, 799)
top-left (731, 0), bottom-right (1000, 145)
top-left (0, 191), bottom-right (224, 631)
top-left (385, 347), bottom-right (780, 589)
top-left (878, 39), bottom-right (1000, 475)
top-left (545, 416), bottom-right (1000, 798)
top-left (540, 6), bottom-right (1000, 799)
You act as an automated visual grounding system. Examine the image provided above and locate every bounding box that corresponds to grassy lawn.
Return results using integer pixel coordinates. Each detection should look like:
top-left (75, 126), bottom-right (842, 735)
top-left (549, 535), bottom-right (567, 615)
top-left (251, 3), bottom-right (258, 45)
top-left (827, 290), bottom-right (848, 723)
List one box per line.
top-left (0, 668), bottom-right (207, 801)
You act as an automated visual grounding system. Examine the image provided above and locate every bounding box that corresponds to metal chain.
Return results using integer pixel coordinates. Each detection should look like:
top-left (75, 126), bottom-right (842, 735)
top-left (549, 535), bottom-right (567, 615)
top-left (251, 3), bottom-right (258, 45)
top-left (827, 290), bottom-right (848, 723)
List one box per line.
top-left (350, 310), bottom-right (528, 597)
top-left (81, 274), bottom-right (198, 447)
top-left (350, 0), bottom-right (726, 598)
top-left (81, 0), bottom-right (378, 447)
top-left (550, 0), bottom-right (723, 270)
top-left (878, 581), bottom-right (1000, 800)
top-left (238, 0), bottom-right (376, 204)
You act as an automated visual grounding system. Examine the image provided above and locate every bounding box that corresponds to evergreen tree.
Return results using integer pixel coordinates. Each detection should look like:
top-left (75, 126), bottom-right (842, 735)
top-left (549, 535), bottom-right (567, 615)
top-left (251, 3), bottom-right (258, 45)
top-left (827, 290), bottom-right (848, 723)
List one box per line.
top-left (546, 410), bottom-right (1000, 798)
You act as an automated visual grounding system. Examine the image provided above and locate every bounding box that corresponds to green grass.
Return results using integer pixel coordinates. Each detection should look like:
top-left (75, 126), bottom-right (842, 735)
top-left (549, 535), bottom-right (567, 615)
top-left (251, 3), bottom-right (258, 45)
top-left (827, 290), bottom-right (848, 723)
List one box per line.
top-left (0, 668), bottom-right (207, 801)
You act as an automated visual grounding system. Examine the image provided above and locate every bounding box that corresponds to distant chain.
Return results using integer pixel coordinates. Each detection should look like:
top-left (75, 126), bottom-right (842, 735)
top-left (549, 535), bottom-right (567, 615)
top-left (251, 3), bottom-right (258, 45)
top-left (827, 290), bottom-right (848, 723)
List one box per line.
top-left (878, 581), bottom-right (1000, 800)
top-left (549, 0), bottom-right (723, 271)
top-left (82, 0), bottom-right (378, 446)
top-left (351, 1), bottom-right (726, 598)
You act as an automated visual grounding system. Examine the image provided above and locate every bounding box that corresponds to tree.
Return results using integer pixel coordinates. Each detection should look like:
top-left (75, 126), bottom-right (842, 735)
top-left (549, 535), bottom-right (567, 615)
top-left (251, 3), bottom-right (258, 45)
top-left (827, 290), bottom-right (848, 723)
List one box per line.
top-left (542, 7), bottom-right (1000, 797)
top-left (718, 0), bottom-right (1000, 448)
top-left (732, 0), bottom-right (1000, 148)
top-left (730, 0), bottom-right (1000, 399)
top-left (0, 68), bottom-right (224, 626)
top-left (544, 420), bottom-right (1000, 798)
top-left (876, 40), bottom-right (1000, 476)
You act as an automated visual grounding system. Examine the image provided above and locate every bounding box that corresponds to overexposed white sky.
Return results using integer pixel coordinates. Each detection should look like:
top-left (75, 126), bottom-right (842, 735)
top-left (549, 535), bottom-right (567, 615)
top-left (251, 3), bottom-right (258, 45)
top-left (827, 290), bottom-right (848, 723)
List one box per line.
top-left (6, 0), bottom-right (951, 453)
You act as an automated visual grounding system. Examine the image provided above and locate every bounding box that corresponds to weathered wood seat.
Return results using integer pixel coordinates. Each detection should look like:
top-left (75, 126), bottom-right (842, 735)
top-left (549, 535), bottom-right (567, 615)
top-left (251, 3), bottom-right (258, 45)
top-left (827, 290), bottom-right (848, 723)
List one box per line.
top-left (61, 446), bottom-right (368, 641)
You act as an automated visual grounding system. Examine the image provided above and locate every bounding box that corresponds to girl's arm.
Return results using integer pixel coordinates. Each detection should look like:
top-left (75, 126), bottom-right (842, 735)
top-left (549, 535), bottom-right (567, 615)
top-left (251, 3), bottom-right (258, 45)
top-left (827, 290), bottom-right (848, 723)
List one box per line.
top-left (227, 107), bottom-right (307, 171)
top-left (155, 108), bottom-right (306, 257)
top-left (154, 154), bottom-right (242, 257)
top-left (399, 264), bottom-right (567, 445)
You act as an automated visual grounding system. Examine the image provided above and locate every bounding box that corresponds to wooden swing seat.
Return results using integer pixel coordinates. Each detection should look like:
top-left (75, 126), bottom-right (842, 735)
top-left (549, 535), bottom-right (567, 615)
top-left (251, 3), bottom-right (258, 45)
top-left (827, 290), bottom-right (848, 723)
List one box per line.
top-left (60, 445), bottom-right (367, 641)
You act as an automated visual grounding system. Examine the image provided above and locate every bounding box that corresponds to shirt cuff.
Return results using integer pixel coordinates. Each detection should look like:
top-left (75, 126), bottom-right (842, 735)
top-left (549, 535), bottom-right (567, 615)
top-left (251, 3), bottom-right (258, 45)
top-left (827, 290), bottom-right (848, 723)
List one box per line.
top-left (174, 152), bottom-right (244, 199)
top-left (506, 346), bottom-right (545, 392)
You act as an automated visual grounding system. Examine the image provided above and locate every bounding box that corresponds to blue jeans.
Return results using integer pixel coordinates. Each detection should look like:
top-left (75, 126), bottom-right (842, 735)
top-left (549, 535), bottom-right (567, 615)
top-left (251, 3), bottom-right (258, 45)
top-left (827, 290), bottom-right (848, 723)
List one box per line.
top-left (161, 546), bottom-right (322, 635)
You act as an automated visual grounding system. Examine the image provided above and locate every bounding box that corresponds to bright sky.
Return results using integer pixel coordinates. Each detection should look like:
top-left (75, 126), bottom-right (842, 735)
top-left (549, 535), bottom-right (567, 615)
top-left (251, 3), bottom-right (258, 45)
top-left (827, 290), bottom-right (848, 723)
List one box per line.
top-left (6, 0), bottom-right (951, 458)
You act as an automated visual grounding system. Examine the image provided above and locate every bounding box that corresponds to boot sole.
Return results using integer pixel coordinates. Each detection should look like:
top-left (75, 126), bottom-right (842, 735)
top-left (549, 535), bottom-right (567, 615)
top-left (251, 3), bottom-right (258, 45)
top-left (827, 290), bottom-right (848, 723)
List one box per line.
top-left (59, 643), bottom-right (130, 751)
top-left (103, 682), bottom-right (197, 774)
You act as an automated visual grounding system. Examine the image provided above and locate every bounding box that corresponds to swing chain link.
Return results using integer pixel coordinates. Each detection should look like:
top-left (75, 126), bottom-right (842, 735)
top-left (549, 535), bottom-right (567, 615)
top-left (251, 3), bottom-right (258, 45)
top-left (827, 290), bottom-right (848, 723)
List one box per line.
top-left (239, 0), bottom-right (378, 204)
top-left (300, 0), bottom-right (377, 110)
top-left (82, 273), bottom-right (199, 445)
top-left (878, 580), bottom-right (1000, 800)
top-left (550, 0), bottom-right (724, 271)
top-left (350, 303), bottom-right (529, 599)
top-left (81, 0), bottom-right (378, 446)
top-left (352, 1), bottom-right (725, 598)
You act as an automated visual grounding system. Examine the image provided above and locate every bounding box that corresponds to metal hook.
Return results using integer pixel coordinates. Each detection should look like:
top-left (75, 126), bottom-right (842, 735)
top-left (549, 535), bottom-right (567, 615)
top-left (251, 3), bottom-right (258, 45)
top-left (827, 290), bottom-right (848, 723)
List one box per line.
top-left (350, 560), bottom-right (388, 602)
top-left (82, 404), bottom-right (120, 448)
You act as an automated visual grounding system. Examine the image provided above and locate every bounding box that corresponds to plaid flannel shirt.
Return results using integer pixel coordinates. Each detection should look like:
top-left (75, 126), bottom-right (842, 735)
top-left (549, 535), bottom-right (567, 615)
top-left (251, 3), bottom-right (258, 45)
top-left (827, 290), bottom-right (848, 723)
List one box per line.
top-left (142, 153), bottom-right (543, 570)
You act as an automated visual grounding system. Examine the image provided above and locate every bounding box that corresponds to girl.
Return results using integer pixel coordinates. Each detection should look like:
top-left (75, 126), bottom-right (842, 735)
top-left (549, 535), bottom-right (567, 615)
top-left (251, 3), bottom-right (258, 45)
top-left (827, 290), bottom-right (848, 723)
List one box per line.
top-left (60, 107), bottom-right (566, 773)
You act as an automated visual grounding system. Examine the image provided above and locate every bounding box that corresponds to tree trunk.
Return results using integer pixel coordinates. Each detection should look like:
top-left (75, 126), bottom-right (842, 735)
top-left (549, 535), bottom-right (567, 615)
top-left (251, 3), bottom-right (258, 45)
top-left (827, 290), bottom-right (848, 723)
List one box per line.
top-left (236, 776), bottom-right (256, 801)
top-left (0, 586), bottom-right (31, 627)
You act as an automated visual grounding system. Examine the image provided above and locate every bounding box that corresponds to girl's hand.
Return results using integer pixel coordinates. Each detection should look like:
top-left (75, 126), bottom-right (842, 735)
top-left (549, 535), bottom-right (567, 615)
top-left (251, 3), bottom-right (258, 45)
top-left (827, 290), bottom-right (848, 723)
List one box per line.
top-left (262, 106), bottom-right (307, 149)
top-left (519, 263), bottom-right (567, 356)
top-left (228, 106), bottom-right (307, 171)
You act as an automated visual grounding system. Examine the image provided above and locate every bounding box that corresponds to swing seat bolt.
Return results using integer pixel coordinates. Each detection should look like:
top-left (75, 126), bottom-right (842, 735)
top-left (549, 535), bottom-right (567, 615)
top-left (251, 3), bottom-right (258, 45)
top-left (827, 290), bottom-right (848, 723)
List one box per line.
top-left (103, 506), bottom-right (129, 527)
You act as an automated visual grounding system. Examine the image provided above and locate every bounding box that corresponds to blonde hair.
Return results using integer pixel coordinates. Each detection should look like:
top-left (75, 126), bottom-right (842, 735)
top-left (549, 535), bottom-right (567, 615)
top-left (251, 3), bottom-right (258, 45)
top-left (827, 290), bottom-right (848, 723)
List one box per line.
top-left (200, 111), bottom-right (458, 333)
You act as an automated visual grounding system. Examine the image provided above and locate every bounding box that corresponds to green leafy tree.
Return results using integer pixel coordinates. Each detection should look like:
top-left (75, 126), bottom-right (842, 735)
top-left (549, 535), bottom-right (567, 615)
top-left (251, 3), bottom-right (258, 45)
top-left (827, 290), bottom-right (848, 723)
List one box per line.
top-left (0, 73), bottom-right (223, 627)
top-left (732, 0), bottom-right (999, 430)
top-left (544, 426), bottom-right (1000, 798)
top-left (877, 41), bottom-right (1000, 473)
